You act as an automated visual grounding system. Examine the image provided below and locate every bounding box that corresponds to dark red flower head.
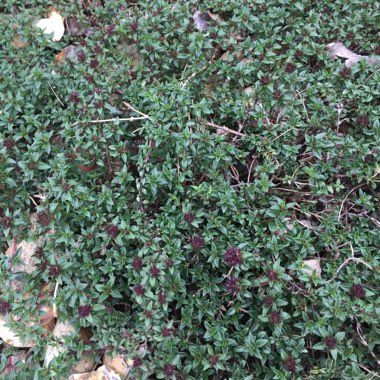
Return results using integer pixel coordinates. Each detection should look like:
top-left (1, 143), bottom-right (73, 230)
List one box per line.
top-left (144, 310), bottom-right (153, 318)
top-left (134, 284), bottom-right (145, 296)
top-left (37, 211), bottom-right (51, 227)
top-left (274, 90), bottom-right (282, 99)
top-left (90, 58), bottom-right (99, 68)
top-left (163, 364), bottom-right (175, 377)
top-left (295, 49), bottom-right (303, 59)
top-left (340, 67), bottom-right (351, 78)
top-left (270, 311), bottom-right (282, 324)
top-left (105, 24), bottom-right (115, 35)
top-left (94, 100), bottom-right (103, 109)
top-left (285, 63), bottom-right (296, 73)
top-left (260, 76), bottom-right (271, 85)
top-left (69, 92), bottom-right (80, 104)
top-left (150, 265), bottom-right (160, 277)
top-left (184, 212), bottom-right (195, 223)
top-left (358, 115), bottom-right (369, 126)
top-left (351, 284), bottom-right (365, 299)
top-left (158, 291), bottom-right (167, 305)
top-left (78, 305), bottom-right (92, 318)
top-left (162, 327), bottom-right (172, 337)
top-left (0, 299), bottom-right (11, 314)
top-left (325, 336), bottom-right (337, 349)
top-left (49, 265), bottom-right (60, 277)
top-left (133, 357), bottom-right (142, 367)
top-left (105, 224), bottom-right (119, 238)
top-left (3, 138), bottom-right (14, 150)
top-left (132, 257), bottom-right (143, 271)
top-left (166, 259), bottom-right (174, 268)
top-left (224, 276), bottom-right (241, 295)
top-left (130, 21), bottom-right (138, 32)
top-left (77, 50), bottom-right (86, 62)
top-left (208, 355), bottom-right (218, 365)
top-left (94, 45), bottom-right (103, 54)
top-left (284, 356), bottom-right (296, 372)
top-left (2, 216), bottom-right (12, 229)
top-left (224, 247), bottom-right (243, 267)
top-left (190, 235), bottom-right (204, 250)
top-left (263, 296), bottom-right (274, 307)
top-left (267, 269), bottom-right (278, 282)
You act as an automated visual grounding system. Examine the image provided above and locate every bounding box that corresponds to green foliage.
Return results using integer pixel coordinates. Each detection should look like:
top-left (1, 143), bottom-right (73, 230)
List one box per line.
top-left (0, 0), bottom-right (379, 379)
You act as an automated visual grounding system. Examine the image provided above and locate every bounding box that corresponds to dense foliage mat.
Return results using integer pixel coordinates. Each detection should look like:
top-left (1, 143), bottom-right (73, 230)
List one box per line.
top-left (0, 0), bottom-right (379, 379)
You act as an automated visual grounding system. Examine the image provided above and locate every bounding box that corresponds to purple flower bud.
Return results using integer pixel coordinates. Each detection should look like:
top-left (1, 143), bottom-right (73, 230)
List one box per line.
top-left (184, 212), bottom-right (195, 223)
top-left (270, 311), bottom-right (282, 324)
top-left (351, 284), bottom-right (365, 299)
top-left (134, 284), bottom-right (145, 296)
top-left (190, 235), bottom-right (204, 250)
top-left (163, 364), bottom-right (174, 377)
top-left (105, 224), bottom-right (119, 238)
top-left (284, 356), bottom-right (296, 372)
top-left (150, 265), bottom-right (160, 277)
top-left (224, 247), bottom-right (243, 267)
top-left (132, 257), bottom-right (143, 271)
top-left (78, 305), bottom-right (92, 318)
top-left (325, 336), bottom-right (337, 349)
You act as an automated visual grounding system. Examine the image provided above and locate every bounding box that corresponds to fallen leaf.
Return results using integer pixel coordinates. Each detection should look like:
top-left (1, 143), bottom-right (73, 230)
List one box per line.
top-left (326, 42), bottom-right (380, 68)
top-left (103, 349), bottom-right (133, 377)
top-left (193, 11), bottom-right (213, 31)
top-left (70, 354), bottom-right (96, 374)
top-left (69, 365), bottom-right (121, 380)
top-left (298, 219), bottom-right (318, 230)
top-left (55, 45), bottom-right (83, 64)
top-left (66, 17), bottom-right (82, 36)
top-left (11, 34), bottom-right (28, 48)
top-left (79, 327), bottom-right (93, 343)
top-left (51, 320), bottom-right (76, 339)
top-left (302, 259), bottom-right (322, 278)
top-left (36, 8), bottom-right (65, 41)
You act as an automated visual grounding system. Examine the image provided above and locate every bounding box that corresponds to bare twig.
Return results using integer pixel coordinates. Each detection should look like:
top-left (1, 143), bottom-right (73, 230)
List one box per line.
top-left (72, 102), bottom-right (151, 126)
top-left (357, 363), bottom-right (380, 378)
top-left (181, 51), bottom-right (217, 87)
top-left (204, 121), bottom-right (245, 137)
top-left (338, 184), bottom-right (366, 221)
top-left (296, 90), bottom-right (310, 123)
top-left (246, 156), bottom-right (257, 184)
top-left (273, 127), bottom-right (296, 141)
top-left (52, 282), bottom-right (59, 317)
top-left (123, 101), bottom-right (152, 120)
top-left (72, 115), bottom-right (148, 126)
top-left (355, 317), bottom-right (380, 367)
top-left (49, 83), bottom-right (65, 108)
top-left (326, 256), bottom-right (373, 283)
top-left (181, 64), bottom-right (208, 87)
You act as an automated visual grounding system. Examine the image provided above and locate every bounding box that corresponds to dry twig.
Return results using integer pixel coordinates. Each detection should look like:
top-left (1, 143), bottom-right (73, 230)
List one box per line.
top-left (355, 317), bottom-right (380, 367)
top-left (204, 121), bottom-right (245, 137)
top-left (326, 245), bottom-right (373, 283)
top-left (72, 102), bottom-right (151, 126)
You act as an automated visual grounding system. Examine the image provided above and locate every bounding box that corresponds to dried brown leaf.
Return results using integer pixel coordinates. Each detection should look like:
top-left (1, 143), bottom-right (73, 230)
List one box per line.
top-left (302, 259), bottom-right (322, 278)
top-left (36, 9), bottom-right (65, 41)
top-left (326, 41), bottom-right (380, 68)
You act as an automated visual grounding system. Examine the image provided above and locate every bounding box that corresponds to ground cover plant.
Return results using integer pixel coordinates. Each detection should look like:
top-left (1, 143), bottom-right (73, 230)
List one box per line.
top-left (0, 0), bottom-right (379, 379)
